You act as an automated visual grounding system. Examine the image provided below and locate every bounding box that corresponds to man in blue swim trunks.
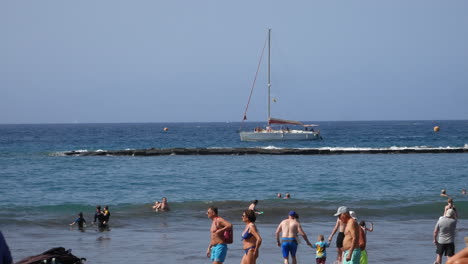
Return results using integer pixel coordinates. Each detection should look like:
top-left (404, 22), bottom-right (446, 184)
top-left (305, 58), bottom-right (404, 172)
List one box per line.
top-left (276, 211), bottom-right (312, 264)
top-left (206, 206), bottom-right (232, 264)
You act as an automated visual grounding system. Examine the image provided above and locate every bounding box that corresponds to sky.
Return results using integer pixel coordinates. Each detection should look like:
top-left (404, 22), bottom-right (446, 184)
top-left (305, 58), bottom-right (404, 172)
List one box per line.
top-left (1, 0), bottom-right (468, 124)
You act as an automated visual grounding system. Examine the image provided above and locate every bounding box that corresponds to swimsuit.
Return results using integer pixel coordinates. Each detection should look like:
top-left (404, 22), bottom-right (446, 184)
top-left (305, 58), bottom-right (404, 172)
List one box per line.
top-left (281, 237), bottom-right (298, 258)
top-left (360, 249), bottom-right (368, 264)
top-left (244, 246), bottom-right (256, 255)
top-left (242, 227), bottom-right (256, 255)
top-left (241, 228), bottom-right (253, 240)
top-left (336, 232), bottom-right (345, 248)
top-left (343, 249), bottom-right (361, 264)
top-left (210, 244), bottom-right (228, 262)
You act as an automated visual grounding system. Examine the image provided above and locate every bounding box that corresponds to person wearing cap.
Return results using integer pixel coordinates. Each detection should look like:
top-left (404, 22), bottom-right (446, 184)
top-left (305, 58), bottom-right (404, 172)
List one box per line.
top-left (333, 206), bottom-right (361, 264)
top-left (433, 208), bottom-right (457, 264)
top-left (275, 211), bottom-right (312, 264)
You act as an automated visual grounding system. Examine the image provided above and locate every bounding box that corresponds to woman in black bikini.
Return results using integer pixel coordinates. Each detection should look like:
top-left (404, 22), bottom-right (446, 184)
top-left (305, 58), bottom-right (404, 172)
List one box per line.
top-left (241, 209), bottom-right (262, 264)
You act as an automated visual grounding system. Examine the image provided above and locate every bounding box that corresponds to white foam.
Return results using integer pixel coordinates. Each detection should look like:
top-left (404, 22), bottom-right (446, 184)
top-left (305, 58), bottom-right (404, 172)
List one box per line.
top-left (262, 146), bottom-right (282, 149)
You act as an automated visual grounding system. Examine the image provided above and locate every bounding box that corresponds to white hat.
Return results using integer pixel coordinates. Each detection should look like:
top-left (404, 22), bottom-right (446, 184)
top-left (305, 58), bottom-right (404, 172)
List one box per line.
top-left (334, 206), bottom-right (348, 216)
top-left (349, 210), bottom-right (357, 220)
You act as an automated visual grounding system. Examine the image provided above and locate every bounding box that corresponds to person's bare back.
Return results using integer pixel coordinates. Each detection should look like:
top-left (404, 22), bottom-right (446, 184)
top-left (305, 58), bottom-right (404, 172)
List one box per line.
top-left (279, 219), bottom-right (300, 238)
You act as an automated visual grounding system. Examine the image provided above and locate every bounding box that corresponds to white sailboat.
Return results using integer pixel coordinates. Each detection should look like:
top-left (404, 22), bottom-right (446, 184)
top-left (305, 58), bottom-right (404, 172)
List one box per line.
top-left (240, 29), bottom-right (322, 141)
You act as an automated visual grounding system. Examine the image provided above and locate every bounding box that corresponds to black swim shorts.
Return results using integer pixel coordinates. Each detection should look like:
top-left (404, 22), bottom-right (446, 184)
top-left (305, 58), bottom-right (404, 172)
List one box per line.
top-left (436, 242), bottom-right (455, 256)
top-left (336, 232), bottom-right (345, 248)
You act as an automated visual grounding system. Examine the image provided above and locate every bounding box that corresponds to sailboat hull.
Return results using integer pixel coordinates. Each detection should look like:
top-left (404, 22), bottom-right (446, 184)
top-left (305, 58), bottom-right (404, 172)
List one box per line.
top-left (240, 131), bottom-right (321, 141)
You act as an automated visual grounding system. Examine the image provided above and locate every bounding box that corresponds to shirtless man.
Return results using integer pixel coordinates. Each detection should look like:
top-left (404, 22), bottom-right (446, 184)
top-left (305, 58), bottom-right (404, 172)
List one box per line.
top-left (206, 206), bottom-right (232, 264)
top-left (328, 212), bottom-right (347, 263)
top-left (275, 211), bottom-right (312, 264)
top-left (334, 206), bottom-right (361, 264)
top-left (153, 197), bottom-right (170, 212)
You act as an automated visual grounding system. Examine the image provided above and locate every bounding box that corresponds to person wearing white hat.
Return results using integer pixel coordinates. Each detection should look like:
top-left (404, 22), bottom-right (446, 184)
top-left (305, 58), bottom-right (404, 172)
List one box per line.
top-left (433, 208), bottom-right (457, 264)
top-left (328, 206), bottom-right (348, 263)
top-left (333, 206), bottom-right (361, 264)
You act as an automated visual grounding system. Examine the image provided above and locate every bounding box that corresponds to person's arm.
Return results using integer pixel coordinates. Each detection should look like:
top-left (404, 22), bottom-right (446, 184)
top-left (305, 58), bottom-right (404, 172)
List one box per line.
top-left (328, 218), bottom-right (339, 242)
top-left (358, 227), bottom-right (366, 250)
top-left (447, 248), bottom-right (468, 264)
top-left (250, 224), bottom-right (262, 254)
top-left (298, 223), bottom-right (312, 246)
top-left (215, 217), bottom-right (232, 235)
top-left (275, 222), bottom-right (283, 247)
top-left (433, 223), bottom-right (439, 245)
top-left (206, 244), bottom-right (211, 258)
top-left (345, 222), bottom-right (359, 262)
top-left (69, 219), bottom-right (76, 226)
top-left (366, 222), bottom-right (374, 232)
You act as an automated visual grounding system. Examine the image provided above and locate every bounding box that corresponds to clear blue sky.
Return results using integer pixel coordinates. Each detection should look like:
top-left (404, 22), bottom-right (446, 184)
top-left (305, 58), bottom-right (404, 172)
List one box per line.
top-left (2, 1), bottom-right (468, 124)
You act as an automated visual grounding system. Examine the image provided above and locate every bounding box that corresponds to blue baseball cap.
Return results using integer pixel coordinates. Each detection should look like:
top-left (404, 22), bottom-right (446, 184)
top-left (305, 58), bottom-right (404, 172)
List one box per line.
top-left (289, 211), bottom-right (298, 218)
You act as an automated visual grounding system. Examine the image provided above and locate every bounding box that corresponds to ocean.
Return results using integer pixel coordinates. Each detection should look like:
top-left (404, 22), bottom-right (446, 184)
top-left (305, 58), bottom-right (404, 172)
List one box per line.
top-left (1, 120), bottom-right (467, 263)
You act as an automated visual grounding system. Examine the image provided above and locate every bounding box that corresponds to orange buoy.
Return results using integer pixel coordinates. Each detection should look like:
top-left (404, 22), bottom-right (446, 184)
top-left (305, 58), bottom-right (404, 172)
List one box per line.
top-left (163, 127), bottom-right (169, 132)
top-left (433, 126), bottom-right (440, 132)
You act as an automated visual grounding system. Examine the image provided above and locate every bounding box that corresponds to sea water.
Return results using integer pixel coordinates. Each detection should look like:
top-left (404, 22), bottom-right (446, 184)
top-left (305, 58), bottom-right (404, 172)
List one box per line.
top-left (0, 121), bottom-right (467, 263)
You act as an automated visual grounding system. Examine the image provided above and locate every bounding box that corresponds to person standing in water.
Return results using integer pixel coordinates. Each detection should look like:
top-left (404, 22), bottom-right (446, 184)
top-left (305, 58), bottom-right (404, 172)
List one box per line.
top-left (241, 209), bottom-right (262, 264)
top-left (334, 206), bottom-right (361, 264)
top-left (70, 212), bottom-right (87, 229)
top-left (275, 211), bottom-right (312, 264)
top-left (206, 206), bottom-right (232, 264)
top-left (328, 212), bottom-right (346, 263)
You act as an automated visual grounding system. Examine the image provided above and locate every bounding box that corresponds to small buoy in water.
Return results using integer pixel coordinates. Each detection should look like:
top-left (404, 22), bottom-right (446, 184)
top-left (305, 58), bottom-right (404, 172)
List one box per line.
top-left (163, 127), bottom-right (169, 132)
top-left (434, 126), bottom-right (440, 132)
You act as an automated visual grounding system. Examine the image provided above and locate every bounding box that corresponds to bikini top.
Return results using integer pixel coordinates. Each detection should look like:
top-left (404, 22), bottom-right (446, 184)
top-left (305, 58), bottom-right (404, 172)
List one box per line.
top-left (241, 228), bottom-right (253, 240)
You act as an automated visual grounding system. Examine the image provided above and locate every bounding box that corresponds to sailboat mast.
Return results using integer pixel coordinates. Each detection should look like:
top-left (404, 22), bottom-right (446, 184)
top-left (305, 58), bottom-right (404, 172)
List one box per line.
top-left (267, 28), bottom-right (271, 124)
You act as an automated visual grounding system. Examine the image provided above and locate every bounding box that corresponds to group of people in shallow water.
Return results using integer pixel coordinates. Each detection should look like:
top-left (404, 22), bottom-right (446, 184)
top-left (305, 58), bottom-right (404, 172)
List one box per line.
top-left (206, 203), bottom-right (374, 264)
top-left (69, 205), bottom-right (111, 231)
top-left (63, 190), bottom-right (468, 264)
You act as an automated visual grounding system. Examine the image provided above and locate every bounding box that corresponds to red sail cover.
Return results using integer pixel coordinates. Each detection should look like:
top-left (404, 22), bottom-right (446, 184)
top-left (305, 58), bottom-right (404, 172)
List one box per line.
top-left (268, 117), bottom-right (303, 125)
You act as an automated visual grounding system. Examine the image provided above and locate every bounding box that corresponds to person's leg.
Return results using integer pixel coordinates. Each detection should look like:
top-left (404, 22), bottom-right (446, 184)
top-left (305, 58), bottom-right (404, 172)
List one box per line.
top-left (435, 254), bottom-right (442, 264)
top-left (282, 242), bottom-right (290, 264)
top-left (337, 248), bottom-right (343, 262)
top-left (291, 255), bottom-right (297, 264)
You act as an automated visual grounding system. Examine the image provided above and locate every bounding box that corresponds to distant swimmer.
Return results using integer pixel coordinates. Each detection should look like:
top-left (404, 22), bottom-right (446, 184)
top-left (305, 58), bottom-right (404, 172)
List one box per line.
top-left (284, 193), bottom-right (291, 199)
top-left (444, 198), bottom-right (458, 219)
top-left (153, 197), bottom-right (170, 212)
top-left (277, 193), bottom-right (282, 199)
top-left (248, 200), bottom-right (263, 215)
top-left (462, 189), bottom-right (466, 195)
top-left (440, 189), bottom-right (449, 197)
top-left (70, 212), bottom-right (87, 229)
